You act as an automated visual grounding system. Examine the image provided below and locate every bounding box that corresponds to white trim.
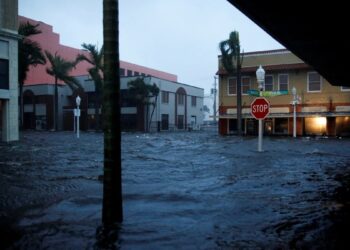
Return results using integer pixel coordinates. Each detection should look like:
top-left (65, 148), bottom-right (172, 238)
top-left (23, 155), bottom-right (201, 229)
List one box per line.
top-left (278, 73), bottom-right (289, 91)
top-left (307, 71), bottom-right (322, 93)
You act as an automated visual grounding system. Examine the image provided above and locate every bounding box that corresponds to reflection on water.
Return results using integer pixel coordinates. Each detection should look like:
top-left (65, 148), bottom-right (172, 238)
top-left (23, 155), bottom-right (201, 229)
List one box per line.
top-left (0, 131), bottom-right (350, 248)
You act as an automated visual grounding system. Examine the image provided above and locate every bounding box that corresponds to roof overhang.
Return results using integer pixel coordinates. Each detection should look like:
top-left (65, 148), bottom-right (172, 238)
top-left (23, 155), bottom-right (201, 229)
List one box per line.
top-left (226, 0), bottom-right (349, 86)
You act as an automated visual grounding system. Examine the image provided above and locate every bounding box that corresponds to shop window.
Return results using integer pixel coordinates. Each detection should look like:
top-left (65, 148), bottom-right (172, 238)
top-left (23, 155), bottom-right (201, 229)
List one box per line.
top-left (275, 118), bottom-right (288, 134)
top-left (336, 117), bottom-right (350, 136)
top-left (0, 59), bottom-right (9, 89)
top-left (127, 70), bottom-right (132, 76)
top-left (177, 115), bottom-right (184, 129)
top-left (305, 117), bottom-right (327, 135)
top-left (161, 114), bottom-right (169, 130)
top-left (308, 72), bottom-right (321, 92)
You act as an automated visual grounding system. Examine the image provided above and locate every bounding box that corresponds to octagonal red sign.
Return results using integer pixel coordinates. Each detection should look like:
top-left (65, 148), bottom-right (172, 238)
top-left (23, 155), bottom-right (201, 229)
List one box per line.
top-left (251, 97), bottom-right (270, 119)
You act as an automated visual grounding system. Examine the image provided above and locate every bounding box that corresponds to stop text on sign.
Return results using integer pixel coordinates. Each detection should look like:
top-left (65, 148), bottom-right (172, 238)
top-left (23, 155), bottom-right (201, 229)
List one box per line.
top-left (251, 97), bottom-right (270, 119)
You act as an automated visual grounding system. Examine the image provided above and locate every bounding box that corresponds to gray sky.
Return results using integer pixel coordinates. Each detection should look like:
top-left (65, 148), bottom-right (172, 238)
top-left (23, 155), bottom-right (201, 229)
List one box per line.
top-left (19, 0), bottom-right (283, 95)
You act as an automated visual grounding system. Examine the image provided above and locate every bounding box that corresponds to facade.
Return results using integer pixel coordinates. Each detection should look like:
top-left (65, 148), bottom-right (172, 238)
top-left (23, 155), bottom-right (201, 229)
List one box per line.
top-left (120, 76), bottom-right (204, 132)
top-left (20, 15), bottom-right (179, 130)
top-left (217, 49), bottom-right (350, 136)
top-left (0, 0), bottom-right (19, 141)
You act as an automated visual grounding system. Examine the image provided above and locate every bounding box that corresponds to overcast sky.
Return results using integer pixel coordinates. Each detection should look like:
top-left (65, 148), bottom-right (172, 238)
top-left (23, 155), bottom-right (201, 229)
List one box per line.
top-left (19, 0), bottom-right (283, 95)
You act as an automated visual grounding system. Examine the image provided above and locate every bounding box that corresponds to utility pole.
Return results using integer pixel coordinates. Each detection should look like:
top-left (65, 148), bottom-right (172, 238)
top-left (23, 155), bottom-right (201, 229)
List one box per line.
top-left (212, 76), bottom-right (217, 122)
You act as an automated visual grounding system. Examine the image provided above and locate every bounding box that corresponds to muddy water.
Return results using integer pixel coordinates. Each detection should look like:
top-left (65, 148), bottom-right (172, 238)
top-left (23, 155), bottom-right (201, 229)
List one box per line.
top-left (1, 131), bottom-right (349, 249)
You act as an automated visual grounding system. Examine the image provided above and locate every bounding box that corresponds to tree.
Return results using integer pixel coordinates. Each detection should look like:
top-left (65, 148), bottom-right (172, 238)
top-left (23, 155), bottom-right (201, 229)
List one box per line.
top-left (18, 21), bottom-right (46, 128)
top-left (45, 51), bottom-right (82, 131)
top-left (219, 31), bottom-right (243, 135)
top-left (102, 0), bottom-right (123, 227)
top-left (77, 43), bottom-right (104, 131)
top-left (127, 77), bottom-right (160, 132)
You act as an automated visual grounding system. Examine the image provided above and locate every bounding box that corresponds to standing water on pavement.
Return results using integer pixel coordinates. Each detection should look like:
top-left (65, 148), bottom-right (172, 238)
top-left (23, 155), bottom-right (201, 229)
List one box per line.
top-left (0, 131), bottom-right (349, 249)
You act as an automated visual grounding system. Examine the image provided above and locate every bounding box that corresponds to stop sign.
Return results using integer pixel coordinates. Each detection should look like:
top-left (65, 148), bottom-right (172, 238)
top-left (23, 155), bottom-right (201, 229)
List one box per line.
top-left (251, 97), bottom-right (270, 119)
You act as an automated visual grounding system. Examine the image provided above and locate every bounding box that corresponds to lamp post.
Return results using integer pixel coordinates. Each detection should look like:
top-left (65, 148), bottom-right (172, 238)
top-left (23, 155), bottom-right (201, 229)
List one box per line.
top-left (256, 65), bottom-right (265, 152)
top-left (291, 87), bottom-right (299, 138)
top-left (76, 95), bottom-right (81, 138)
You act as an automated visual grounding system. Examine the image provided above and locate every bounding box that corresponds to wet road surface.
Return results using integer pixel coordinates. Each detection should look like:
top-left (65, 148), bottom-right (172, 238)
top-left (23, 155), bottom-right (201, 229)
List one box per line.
top-left (1, 130), bottom-right (350, 249)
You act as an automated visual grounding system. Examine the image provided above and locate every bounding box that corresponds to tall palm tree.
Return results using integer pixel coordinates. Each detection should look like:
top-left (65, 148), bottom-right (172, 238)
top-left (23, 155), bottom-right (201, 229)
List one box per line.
top-left (102, 0), bottom-right (123, 226)
top-left (219, 31), bottom-right (243, 136)
top-left (77, 43), bottom-right (104, 131)
top-left (18, 21), bottom-right (46, 128)
top-left (45, 51), bottom-right (82, 131)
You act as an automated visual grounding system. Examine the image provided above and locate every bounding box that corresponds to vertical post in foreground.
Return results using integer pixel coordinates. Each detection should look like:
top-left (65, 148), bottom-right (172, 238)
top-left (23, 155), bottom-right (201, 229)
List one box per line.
top-left (102, 0), bottom-right (123, 224)
top-left (256, 65), bottom-right (265, 152)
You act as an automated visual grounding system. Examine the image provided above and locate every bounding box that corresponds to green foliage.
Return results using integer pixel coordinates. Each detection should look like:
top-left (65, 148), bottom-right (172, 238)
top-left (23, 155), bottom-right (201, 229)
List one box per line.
top-left (127, 77), bottom-right (159, 105)
top-left (45, 51), bottom-right (82, 90)
top-left (18, 21), bottom-right (46, 84)
top-left (219, 31), bottom-right (243, 75)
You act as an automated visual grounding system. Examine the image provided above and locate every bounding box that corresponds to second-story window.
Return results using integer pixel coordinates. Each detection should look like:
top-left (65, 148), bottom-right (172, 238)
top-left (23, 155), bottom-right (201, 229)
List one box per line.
top-left (161, 91), bottom-right (169, 104)
top-left (191, 96), bottom-right (196, 107)
top-left (228, 78), bottom-right (237, 95)
top-left (264, 75), bottom-right (273, 91)
top-left (242, 77), bottom-right (250, 94)
top-left (177, 94), bottom-right (185, 105)
top-left (308, 72), bottom-right (321, 92)
top-left (279, 74), bottom-right (289, 91)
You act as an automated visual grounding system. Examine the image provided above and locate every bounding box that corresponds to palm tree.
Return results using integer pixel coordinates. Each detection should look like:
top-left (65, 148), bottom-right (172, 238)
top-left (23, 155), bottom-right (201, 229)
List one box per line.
top-left (219, 31), bottom-right (243, 136)
top-left (127, 77), bottom-right (159, 132)
top-left (18, 21), bottom-right (46, 128)
top-left (77, 43), bottom-right (104, 131)
top-left (45, 51), bottom-right (82, 131)
top-left (102, 0), bottom-right (123, 226)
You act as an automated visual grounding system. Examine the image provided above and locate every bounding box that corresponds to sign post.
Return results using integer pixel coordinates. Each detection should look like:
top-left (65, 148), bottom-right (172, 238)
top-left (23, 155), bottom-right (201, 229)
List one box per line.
top-left (251, 97), bottom-right (270, 152)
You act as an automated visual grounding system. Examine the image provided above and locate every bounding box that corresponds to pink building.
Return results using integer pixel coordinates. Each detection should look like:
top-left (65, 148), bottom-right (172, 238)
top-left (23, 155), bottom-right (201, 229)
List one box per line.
top-left (19, 16), bottom-right (178, 130)
top-left (19, 16), bottom-right (177, 85)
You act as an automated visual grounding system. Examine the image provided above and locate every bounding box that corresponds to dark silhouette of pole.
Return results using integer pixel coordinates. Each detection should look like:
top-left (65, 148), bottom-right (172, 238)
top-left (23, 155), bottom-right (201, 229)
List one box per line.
top-left (102, 0), bottom-right (123, 225)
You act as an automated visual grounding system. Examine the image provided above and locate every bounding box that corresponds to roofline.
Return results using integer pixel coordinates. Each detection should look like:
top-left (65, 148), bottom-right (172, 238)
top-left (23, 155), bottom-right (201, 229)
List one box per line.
top-left (218, 48), bottom-right (289, 58)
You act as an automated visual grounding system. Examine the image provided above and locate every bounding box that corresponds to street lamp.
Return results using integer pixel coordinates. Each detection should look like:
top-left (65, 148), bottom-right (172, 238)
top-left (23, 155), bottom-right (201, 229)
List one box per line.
top-left (291, 86), bottom-right (299, 138)
top-left (76, 95), bottom-right (81, 138)
top-left (256, 65), bottom-right (265, 152)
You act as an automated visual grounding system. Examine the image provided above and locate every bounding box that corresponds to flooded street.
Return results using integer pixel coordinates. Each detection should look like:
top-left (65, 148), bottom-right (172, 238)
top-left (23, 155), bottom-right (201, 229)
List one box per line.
top-left (1, 130), bottom-right (350, 249)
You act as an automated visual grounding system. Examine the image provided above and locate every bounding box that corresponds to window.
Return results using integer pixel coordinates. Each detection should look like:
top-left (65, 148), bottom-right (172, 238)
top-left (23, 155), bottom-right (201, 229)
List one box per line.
top-left (134, 71), bottom-right (139, 76)
top-left (264, 75), bottom-right (273, 91)
top-left (177, 94), bottom-right (185, 105)
top-left (127, 70), bottom-right (132, 76)
top-left (191, 96), bottom-right (196, 107)
top-left (278, 74), bottom-right (288, 91)
top-left (341, 86), bottom-right (350, 91)
top-left (308, 72), bottom-right (321, 92)
top-left (119, 68), bottom-right (125, 76)
top-left (161, 114), bottom-right (169, 130)
top-left (177, 115), bottom-right (184, 129)
top-left (228, 78), bottom-right (237, 95)
top-left (242, 77), bottom-right (250, 94)
top-left (161, 91), bottom-right (169, 104)
top-left (141, 73), bottom-right (146, 76)
top-left (0, 59), bottom-right (9, 89)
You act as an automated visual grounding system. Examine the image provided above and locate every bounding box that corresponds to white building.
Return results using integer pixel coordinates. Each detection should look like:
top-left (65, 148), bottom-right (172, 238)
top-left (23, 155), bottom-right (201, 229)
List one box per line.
top-left (121, 76), bottom-right (204, 132)
top-left (0, 0), bottom-right (19, 142)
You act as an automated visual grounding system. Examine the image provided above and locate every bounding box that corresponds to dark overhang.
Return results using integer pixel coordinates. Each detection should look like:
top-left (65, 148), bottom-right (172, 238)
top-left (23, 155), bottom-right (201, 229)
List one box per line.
top-left (227, 0), bottom-right (349, 86)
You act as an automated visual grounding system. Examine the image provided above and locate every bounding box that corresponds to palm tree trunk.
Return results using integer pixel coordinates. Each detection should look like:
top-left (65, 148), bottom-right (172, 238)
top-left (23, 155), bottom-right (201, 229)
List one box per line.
top-left (54, 77), bottom-right (59, 131)
top-left (237, 67), bottom-right (242, 136)
top-left (102, 0), bottom-right (123, 225)
top-left (19, 82), bottom-right (23, 129)
top-left (149, 96), bottom-right (158, 132)
top-left (95, 90), bottom-right (100, 131)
